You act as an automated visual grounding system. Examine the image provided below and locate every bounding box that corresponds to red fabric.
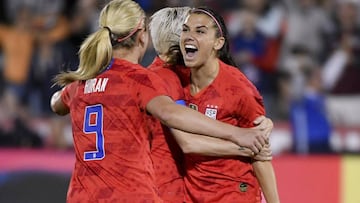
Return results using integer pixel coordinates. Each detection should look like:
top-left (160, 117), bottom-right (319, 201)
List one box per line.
top-left (183, 60), bottom-right (264, 203)
top-left (61, 81), bottom-right (78, 108)
top-left (61, 58), bottom-right (167, 203)
top-left (147, 57), bottom-right (185, 203)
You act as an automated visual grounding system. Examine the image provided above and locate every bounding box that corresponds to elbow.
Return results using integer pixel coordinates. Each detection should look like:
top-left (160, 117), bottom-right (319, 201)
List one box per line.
top-left (156, 104), bottom-right (179, 129)
top-left (51, 103), bottom-right (69, 116)
top-left (181, 145), bottom-right (198, 155)
top-left (177, 138), bottom-right (198, 154)
top-left (180, 142), bottom-right (194, 154)
top-left (52, 107), bottom-right (69, 116)
top-left (172, 131), bottom-right (196, 154)
top-left (50, 91), bottom-right (69, 116)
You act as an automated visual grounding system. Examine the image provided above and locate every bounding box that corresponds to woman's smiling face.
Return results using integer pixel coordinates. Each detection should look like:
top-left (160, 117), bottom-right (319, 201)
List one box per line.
top-left (180, 13), bottom-right (222, 68)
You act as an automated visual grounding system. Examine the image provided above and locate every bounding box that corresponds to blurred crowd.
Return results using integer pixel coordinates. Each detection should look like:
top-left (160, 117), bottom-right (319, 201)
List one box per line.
top-left (0, 0), bottom-right (359, 154)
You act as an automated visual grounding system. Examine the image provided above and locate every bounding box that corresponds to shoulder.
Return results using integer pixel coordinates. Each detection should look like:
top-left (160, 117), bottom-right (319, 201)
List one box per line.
top-left (61, 81), bottom-right (80, 106)
top-left (219, 62), bottom-right (248, 85)
top-left (112, 59), bottom-right (161, 81)
top-left (147, 58), bottom-right (178, 79)
top-left (219, 61), bottom-right (261, 98)
top-left (151, 66), bottom-right (179, 80)
top-left (147, 57), bottom-right (164, 71)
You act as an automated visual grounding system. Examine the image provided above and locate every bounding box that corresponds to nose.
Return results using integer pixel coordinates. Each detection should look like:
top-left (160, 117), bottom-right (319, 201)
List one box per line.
top-left (182, 30), bottom-right (194, 42)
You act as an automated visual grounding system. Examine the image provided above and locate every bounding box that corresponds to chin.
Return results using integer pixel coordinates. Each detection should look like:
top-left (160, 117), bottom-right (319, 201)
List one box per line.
top-left (184, 61), bottom-right (195, 68)
top-left (185, 61), bottom-right (202, 69)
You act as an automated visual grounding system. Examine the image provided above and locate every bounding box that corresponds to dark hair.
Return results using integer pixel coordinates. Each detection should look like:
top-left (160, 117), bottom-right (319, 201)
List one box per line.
top-left (167, 44), bottom-right (185, 66)
top-left (191, 7), bottom-right (237, 67)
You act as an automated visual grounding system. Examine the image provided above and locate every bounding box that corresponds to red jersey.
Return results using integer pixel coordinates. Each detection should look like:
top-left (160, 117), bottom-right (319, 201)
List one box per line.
top-left (61, 58), bottom-right (168, 203)
top-left (183, 60), bottom-right (264, 203)
top-left (147, 57), bottom-right (185, 203)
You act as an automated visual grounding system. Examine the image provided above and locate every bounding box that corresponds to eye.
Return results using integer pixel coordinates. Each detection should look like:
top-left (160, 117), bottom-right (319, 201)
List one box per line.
top-left (196, 29), bottom-right (206, 34)
top-left (182, 27), bottom-right (189, 32)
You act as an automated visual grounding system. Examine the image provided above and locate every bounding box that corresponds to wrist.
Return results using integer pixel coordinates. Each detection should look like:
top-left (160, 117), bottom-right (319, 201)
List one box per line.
top-left (237, 147), bottom-right (254, 157)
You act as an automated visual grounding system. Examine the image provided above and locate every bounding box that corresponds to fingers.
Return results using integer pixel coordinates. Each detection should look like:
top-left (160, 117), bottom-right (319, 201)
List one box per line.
top-left (257, 135), bottom-right (266, 146)
top-left (252, 142), bottom-right (273, 160)
top-left (253, 115), bottom-right (265, 125)
top-left (253, 147), bottom-right (273, 161)
top-left (248, 135), bottom-right (268, 155)
top-left (250, 144), bottom-right (260, 154)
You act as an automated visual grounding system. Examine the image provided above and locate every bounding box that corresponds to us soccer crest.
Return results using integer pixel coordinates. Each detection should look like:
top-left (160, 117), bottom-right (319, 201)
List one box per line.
top-left (205, 105), bottom-right (218, 120)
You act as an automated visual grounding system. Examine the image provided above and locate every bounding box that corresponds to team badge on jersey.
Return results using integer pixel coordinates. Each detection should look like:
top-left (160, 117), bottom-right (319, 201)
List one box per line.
top-left (189, 103), bottom-right (198, 111)
top-left (205, 104), bottom-right (218, 120)
top-left (239, 182), bottom-right (248, 192)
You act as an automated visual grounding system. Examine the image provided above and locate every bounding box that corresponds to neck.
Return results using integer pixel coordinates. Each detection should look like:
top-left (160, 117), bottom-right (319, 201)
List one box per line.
top-left (113, 47), bottom-right (141, 64)
top-left (190, 58), bottom-right (220, 94)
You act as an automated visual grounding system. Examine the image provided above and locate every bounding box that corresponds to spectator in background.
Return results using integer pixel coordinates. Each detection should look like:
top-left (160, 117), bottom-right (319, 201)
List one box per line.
top-left (280, 0), bottom-right (334, 65)
top-left (289, 60), bottom-right (333, 154)
top-left (0, 4), bottom-right (43, 148)
top-left (321, 0), bottom-right (360, 128)
top-left (65, 0), bottom-right (103, 49)
top-left (27, 0), bottom-right (76, 148)
top-left (231, 9), bottom-right (267, 85)
top-left (228, 0), bottom-right (285, 120)
top-left (0, 0), bottom-right (74, 148)
top-left (275, 0), bottom-right (334, 124)
top-left (279, 44), bottom-right (333, 154)
top-left (322, 0), bottom-right (360, 94)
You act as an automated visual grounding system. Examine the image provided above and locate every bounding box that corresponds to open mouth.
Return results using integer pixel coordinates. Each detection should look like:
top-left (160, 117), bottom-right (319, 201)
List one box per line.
top-left (184, 44), bottom-right (198, 59)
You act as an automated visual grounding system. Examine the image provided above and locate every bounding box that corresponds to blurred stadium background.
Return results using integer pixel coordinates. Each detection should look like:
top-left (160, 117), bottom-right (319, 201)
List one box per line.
top-left (0, 0), bottom-right (359, 202)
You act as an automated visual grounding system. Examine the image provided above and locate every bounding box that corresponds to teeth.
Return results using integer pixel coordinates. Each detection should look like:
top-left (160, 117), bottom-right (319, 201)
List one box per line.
top-left (185, 44), bottom-right (197, 49)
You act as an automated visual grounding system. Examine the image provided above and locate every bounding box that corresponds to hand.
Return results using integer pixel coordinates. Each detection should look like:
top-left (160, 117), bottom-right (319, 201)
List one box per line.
top-left (252, 116), bottom-right (273, 141)
top-left (253, 144), bottom-right (272, 161)
top-left (233, 128), bottom-right (266, 154)
top-left (232, 116), bottom-right (273, 154)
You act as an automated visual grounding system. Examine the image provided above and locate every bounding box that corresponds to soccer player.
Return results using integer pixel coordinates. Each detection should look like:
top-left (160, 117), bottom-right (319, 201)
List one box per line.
top-left (147, 7), bottom-right (274, 203)
top-left (49, 1), bottom-right (269, 202)
top-left (180, 7), bottom-right (280, 203)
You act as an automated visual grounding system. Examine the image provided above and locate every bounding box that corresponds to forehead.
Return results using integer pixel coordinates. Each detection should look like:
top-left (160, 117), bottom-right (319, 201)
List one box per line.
top-left (184, 13), bottom-right (214, 28)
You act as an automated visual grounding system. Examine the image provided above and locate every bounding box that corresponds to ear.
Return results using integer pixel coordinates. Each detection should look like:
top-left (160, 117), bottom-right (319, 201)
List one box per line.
top-left (214, 37), bottom-right (225, 51)
top-left (137, 29), bottom-right (148, 48)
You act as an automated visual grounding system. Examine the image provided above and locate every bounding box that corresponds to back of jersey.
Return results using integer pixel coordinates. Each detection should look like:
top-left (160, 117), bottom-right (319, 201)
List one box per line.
top-left (63, 58), bottom-right (167, 203)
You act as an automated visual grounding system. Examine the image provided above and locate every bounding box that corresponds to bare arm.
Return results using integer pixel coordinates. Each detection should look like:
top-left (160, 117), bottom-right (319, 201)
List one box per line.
top-left (50, 89), bottom-right (69, 116)
top-left (170, 116), bottom-right (273, 160)
top-left (172, 128), bottom-right (252, 157)
top-left (172, 129), bottom-right (273, 161)
top-left (252, 160), bottom-right (280, 203)
top-left (146, 95), bottom-right (267, 153)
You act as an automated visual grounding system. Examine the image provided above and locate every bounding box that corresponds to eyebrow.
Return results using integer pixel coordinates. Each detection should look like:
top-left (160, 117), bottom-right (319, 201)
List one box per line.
top-left (183, 24), bottom-right (209, 30)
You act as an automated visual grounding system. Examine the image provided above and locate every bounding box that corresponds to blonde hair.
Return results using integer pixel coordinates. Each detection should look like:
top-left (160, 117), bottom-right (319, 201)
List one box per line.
top-left (54, 0), bottom-right (145, 86)
top-left (149, 7), bottom-right (191, 65)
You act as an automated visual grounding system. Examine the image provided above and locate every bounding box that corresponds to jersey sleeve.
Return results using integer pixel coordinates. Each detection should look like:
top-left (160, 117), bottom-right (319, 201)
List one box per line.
top-left (226, 63), bottom-right (266, 127)
top-left (132, 70), bottom-right (170, 110)
top-left (61, 81), bottom-right (79, 108)
top-left (237, 93), bottom-right (265, 127)
top-left (152, 68), bottom-right (185, 102)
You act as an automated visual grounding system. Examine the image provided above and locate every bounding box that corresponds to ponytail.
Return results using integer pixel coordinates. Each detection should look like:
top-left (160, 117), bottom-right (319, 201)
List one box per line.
top-left (52, 0), bottom-right (145, 87)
